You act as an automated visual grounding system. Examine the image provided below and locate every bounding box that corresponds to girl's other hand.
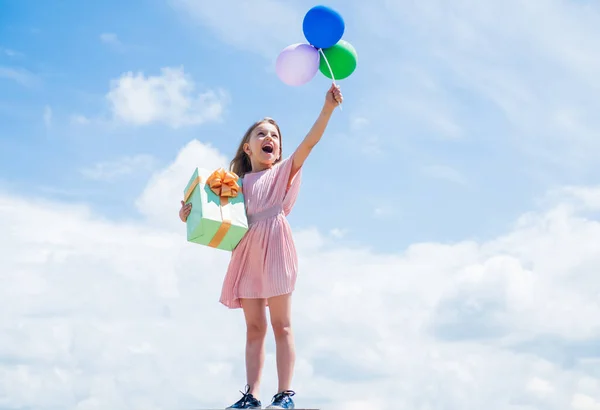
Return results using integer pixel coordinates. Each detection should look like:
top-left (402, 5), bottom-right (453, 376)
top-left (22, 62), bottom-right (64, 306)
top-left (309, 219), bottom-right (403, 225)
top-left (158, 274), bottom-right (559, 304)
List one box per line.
top-left (179, 200), bottom-right (192, 222)
top-left (325, 83), bottom-right (343, 111)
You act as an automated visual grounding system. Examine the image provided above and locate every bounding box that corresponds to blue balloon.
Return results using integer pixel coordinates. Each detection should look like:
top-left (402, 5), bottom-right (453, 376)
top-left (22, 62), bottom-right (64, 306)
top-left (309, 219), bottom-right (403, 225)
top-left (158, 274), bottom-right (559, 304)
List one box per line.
top-left (302, 5), bottom-right (345, 49)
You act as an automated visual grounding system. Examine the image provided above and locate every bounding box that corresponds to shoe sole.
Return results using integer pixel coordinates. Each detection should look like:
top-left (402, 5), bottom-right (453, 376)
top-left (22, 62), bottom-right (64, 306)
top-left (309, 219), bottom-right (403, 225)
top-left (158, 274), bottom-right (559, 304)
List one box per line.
top-left (225, 407), bottom-right (261, 409)
top-left (225, 406), bottom-right (261, 409)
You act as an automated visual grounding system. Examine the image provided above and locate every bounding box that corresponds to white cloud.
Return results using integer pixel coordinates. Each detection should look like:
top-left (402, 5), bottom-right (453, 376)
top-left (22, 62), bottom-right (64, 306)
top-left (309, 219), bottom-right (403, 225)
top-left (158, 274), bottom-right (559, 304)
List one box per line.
top-left (343, 116), bottom-right (382, 157)
top-left (170, 0), bottom-right (302, 59)
top-left (99, 33), bottom-right (124, 52)
top-left (526, 377), bottom-right (553, 398)
top-left (70, 114), bottom-right (90, 125)
top-left (353, 0), bottom-right (600, 168)
top-left (1, 140), bottom-right (600, 409)
top-left (381, 67), bottom-right (465, 140)
top-left (373, 204), bottom-right (395, 218)
top-left (423, 164), bottom-right (468, 185)
top-left (80, 155), bottom-right (157, 181)
top-left (0, 66), bottom-right (38, 87)
top-left (558, 186), bottom-right (600, 211)
top-left (43, 105), bottom-right (52, 128)
top-left (1, 47), bottom-right (23, 58)
top-left (329, 228), bottom-right (347, 239)
top-left (350, 116), bottom-right (369, 132)
top-left (100, 32), bottom-right (119, 44)
top-left (106, 67), bottom-right (228, 128)
top-left (572, 394), bottom-right (600, 410)
top-left (135, 139), bottom-right (228, 230)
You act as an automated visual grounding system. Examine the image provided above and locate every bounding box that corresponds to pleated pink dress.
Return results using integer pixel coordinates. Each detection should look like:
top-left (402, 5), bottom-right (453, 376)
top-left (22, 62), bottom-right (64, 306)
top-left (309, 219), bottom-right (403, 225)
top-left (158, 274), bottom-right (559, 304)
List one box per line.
top-left (219, 155), bottom-right (302, 309)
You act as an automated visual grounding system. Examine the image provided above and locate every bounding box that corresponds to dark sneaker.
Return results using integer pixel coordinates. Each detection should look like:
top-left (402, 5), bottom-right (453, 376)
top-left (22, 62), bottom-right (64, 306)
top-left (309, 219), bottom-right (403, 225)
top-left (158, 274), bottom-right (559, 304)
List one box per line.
top-left (226, 385), bottom-right (262, 409)
top-left (265, 390), bottom-right (295, 409)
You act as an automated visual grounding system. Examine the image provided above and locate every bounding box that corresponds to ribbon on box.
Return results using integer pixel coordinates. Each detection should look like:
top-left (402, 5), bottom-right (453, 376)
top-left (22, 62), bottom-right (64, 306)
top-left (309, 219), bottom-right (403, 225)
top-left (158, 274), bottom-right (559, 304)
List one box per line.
top-left (183, 168), bottom-right (240, 248)
top-left (207, 168), bottom-right (240, 198)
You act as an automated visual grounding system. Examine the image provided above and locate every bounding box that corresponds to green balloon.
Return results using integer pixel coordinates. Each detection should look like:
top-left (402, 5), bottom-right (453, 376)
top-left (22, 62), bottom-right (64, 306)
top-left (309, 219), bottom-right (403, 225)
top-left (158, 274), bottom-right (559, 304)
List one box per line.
top-left (319, 40), bottom-right (357, 80)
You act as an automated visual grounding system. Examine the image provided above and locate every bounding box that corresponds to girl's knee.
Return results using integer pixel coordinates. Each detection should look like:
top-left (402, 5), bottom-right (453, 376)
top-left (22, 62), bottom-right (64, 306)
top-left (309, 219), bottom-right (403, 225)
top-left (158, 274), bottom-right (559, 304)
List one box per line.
top-left (246, 321), bottom-right (268, 341)
top-left (271, 321), bottom-right (292, 340)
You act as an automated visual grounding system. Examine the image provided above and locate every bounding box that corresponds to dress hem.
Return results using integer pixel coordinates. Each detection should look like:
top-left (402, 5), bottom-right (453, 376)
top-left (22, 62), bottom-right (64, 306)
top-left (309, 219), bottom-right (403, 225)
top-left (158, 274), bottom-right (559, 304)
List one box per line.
top-left (219, 287), bottom-right (295, 309)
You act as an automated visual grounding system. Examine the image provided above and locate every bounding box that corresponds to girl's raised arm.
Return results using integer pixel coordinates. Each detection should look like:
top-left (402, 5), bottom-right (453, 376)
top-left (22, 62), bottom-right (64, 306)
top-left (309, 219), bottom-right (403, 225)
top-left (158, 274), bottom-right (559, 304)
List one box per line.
top-left (291, 84), bottom-right (343, 177)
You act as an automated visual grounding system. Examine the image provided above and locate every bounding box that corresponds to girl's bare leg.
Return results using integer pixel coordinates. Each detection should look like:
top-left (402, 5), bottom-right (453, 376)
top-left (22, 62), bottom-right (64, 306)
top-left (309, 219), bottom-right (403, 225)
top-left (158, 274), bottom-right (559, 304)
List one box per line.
top-left (267, 293), bottom-right (295, 393)
top-left (241, 298), bottom-right (268, 398)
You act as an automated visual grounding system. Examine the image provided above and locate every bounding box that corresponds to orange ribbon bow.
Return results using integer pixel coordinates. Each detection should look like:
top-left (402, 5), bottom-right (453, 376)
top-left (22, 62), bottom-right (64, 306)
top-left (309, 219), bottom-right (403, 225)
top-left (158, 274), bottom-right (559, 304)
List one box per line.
top-left (206, 168), bottom-right (240, 198)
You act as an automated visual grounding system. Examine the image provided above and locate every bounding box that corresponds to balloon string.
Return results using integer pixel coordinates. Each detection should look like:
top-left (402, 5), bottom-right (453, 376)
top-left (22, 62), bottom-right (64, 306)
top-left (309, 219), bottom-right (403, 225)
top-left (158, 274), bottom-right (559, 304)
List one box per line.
top-left (318, 49), bottom-right (336, 84)
top-left (318, 48), bottom-right (342, 111)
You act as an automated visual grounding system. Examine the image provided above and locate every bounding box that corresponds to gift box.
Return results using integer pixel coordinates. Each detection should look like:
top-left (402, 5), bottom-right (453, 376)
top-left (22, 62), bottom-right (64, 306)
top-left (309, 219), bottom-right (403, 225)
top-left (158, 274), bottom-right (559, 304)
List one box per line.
top-left (183, 167), bottom-right (248, 251)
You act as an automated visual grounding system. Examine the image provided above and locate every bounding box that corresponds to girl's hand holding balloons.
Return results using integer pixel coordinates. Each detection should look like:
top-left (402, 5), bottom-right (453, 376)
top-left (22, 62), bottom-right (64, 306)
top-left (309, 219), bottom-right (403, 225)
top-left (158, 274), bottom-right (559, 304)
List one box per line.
top-left (324, 84), bottom-right (343, 111)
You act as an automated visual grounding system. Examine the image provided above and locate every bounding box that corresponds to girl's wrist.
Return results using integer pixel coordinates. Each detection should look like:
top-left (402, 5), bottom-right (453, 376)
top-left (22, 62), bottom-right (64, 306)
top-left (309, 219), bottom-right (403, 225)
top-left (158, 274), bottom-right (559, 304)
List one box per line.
top-left (322, 103), bottom-right (335, 115)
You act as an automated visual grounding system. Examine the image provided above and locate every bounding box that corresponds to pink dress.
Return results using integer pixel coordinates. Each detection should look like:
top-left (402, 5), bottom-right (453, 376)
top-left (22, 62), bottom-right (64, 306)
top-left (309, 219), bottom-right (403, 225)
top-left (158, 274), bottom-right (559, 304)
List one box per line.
top-left (219, 155), bottom-right (302, 309)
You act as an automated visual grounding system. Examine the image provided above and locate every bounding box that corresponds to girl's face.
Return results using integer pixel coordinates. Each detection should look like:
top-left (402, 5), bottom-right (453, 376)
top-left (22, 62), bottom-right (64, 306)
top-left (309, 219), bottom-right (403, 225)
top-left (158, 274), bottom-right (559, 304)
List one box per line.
top-left (244, 122), bottom-right (281, 169)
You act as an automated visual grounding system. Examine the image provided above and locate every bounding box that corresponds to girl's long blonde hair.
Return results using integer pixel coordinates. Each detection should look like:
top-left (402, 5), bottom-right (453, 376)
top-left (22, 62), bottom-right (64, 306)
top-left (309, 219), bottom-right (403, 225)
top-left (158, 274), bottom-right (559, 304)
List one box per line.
top-left (230, 117), bottom-right (283, 178)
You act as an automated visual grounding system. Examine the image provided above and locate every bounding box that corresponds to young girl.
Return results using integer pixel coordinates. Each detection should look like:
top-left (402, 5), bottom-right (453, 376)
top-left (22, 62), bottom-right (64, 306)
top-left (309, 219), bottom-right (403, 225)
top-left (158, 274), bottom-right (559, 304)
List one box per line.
top-left (179, 83), bottom-right (343, 409)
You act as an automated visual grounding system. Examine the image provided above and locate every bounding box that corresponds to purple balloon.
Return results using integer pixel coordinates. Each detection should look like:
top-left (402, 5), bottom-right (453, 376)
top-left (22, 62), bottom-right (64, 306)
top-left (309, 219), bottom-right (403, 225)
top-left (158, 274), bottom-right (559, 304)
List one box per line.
top-left (275, 43), bottom-right (320, 86)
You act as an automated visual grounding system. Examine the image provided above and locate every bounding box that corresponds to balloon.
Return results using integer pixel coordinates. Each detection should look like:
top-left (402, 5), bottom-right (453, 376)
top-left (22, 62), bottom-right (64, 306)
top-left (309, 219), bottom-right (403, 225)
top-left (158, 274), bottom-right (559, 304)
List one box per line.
top-left (275, 43), bottom-right (320, 86)
top-left (302, 5), bottom-right (345, 49)
top-left (319, 40), bottom-right (357, 80)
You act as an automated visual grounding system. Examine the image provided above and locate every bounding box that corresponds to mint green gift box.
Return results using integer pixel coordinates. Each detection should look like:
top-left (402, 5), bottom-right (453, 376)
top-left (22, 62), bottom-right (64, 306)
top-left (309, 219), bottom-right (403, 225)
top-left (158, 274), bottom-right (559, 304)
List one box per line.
top-left (183, 167), bottom-right (248, 251)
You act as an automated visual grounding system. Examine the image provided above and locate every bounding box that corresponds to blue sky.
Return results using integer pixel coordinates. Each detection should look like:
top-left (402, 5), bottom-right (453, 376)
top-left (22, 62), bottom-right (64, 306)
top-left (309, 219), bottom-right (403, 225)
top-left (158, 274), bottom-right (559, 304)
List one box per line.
top-left (2, 1), bottom-right (600, 409)
top-left (3, 0), bottom-right (588, 251)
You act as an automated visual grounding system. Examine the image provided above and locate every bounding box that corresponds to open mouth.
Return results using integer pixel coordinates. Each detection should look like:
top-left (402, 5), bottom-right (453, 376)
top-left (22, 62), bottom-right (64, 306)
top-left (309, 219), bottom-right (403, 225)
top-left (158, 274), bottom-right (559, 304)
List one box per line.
top-left (262, 144), bottom-right (274, 154)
